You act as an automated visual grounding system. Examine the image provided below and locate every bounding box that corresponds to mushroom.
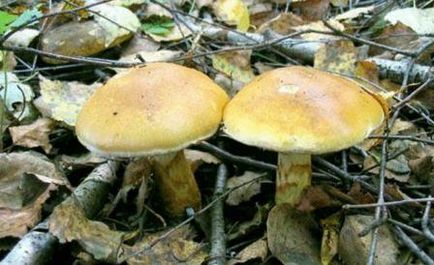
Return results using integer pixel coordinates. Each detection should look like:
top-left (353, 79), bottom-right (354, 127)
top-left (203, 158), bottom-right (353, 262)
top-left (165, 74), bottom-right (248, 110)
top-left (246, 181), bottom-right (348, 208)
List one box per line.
top-left (223, 66), bottom-right (386, 206)
top-left (76, 63), bottom-right (229, 217)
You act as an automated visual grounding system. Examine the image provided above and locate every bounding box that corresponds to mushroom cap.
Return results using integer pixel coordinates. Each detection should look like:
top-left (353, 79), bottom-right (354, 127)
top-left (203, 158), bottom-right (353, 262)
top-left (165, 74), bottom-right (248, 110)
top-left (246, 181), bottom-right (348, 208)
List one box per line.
top-left (76, 63), bottom-right (229, 157)
top-left (223, 66), bottom-right (385, 154)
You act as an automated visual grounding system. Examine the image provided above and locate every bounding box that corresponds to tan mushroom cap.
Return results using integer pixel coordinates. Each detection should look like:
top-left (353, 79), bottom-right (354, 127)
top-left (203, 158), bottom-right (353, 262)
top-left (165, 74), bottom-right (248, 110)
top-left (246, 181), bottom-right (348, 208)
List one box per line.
top-left (223, 66), bottom-right (385, 154)
top-left (76, 63), bottom-right (229, 157)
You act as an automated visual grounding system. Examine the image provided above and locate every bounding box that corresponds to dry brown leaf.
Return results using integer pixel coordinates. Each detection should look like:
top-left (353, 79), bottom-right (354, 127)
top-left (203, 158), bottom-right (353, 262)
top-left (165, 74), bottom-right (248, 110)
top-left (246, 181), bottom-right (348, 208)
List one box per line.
top-left (257, 12), bottom-right (305, 35)
top-left (297, 186), bottom-right (341, 212)
top-left (49, 199), bottom-right (124, 262)
top-left (228, 204), bottom-right (270, 241)
top-left (291, 0), bottom-right (330, 21)
top-left (124, 226), bottom-right (206, 265)
top-left (346, 183), bottom-right (375, 205)
top-left (0, 183), bottom-right (56, 238)
top-left (9, 118), bottom-right (55, 154)
top-left (0, 151), bottom-right (66, 238)
top-left (227, 238), bottom-right (268, 265)
top-left (339, 215), bottom-right (400, 265)
top-left (185, 149), bottom-right (220, 172)
top-left (226, 171), bottom-right (263, 206)
top-left (267, 205), bottom-right (321, 264)
top-left (369, 22), bottom-right (417, 56)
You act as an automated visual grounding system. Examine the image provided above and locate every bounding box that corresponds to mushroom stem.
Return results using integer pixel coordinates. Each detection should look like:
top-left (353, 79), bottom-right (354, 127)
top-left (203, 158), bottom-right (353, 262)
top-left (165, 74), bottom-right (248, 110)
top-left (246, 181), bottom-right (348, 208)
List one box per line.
top-left (152, 150), bottom-right (201, 217)
top-left (276, 153), bottom-right (311, 206)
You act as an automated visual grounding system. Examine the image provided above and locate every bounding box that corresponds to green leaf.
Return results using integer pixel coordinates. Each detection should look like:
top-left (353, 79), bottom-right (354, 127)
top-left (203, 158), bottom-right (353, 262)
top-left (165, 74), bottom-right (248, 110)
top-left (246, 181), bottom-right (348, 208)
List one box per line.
top-left (141, 16), bottom-right (174, 36)
top-left (0, 11), bottom-right (18, 35)
top-left (9, 8), bottom-right (42, 28)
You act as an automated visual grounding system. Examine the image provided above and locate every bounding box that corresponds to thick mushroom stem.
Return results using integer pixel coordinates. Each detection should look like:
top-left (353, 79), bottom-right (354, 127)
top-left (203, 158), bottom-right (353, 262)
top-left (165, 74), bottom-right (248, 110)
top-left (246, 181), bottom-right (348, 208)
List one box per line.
top-left (152, 150), bottom-right (201, 217)
top-left (276, 153), bottom-right (311, 206)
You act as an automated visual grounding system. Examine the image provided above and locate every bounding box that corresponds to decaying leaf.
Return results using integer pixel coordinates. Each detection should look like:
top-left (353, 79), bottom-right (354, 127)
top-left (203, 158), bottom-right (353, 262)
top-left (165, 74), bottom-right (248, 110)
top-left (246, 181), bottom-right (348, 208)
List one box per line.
top-left (334, 6), bottom-right (375, 21)
top-left (226, 171), bottom-right (263, 206)
top-left (185, 149), bottom-right (220, 172)
top-left (257, 12), bottom-right (305, 35)
top-left (339, 215), bottom-right (400, 265)
top-left (34, 75), bottom-right (101, 126)
top-left (291, 20), bottom-right (344, 41)
top-left (228, 204), bottom-right (271, 241)
top-left (297, 185), bottom-right (341, 212)
top-left (227, 237), bottom-right (268, 265)
top-left (124, 226), bottom-right (207, 265)
top-left (320, 212), bottom-right (341, 265)
top-left (291, 0), bottom-right (330, 21)
top-left (60, 153), bottom-right (107, 171)
top-left (314, 40), bottom-right (357, 75)
top-left (213, 0), bottom-right (250, 31)
top-left (0, 72), bottom-right (35, 121)
top-left (267, 204), bottom-right (321, 264)
top-left (49, 199), bottom-right (124, 262)
top-left (9, 118), bottom-right (55, 154)
top-left (369, 22), bottom-right (417, 56)
top-left (384, 7), bottom-right (434, 35)
top-left (212, 50), bottom-right (255, 83)
top-left (146, 22), bottom-right (192, 42)
top-left (0, 151), bottom-right (67, 238)
top-left (116, 50), bottom-right (182, 72)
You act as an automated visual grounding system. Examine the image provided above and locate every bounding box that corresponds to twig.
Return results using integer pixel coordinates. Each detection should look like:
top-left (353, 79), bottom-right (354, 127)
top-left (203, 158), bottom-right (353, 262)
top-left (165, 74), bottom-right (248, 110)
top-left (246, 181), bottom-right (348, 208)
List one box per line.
top-left (196, 142), bottom-right (276, 171)
top-left (208, 164), bottom-right (228, 265)
top-left (393, 226), bottom-right (434, 265)
top-left (343, 197), bottom-right (434, 209)
top-left (421, 196), bottom-right (434, 242)
top-left (0, 161), bottom-right (120, 265)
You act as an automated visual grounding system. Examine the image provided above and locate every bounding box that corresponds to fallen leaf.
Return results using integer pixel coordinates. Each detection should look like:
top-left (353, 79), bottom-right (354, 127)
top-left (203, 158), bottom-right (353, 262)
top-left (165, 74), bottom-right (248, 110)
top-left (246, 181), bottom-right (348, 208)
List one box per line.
top-left (297, 185), bottom-right (341, 212)
top-left (120, 34), bottom-right (160, 57)
top-left (314, 40), bottom-right (357, 75)
top-left (369, 22), bottom-right (417, 56)
top-left (228, 204), bottom-right (270, 241)
top-left (213, 0), bottom-right (250, 31)
top-left (292, 20), bottom-right (345, 41)
top-left (116, 50), bottom-right (182, 71)
top-left (384, 7), bottom-right (434, 35)
top-left (267, 204), bottom-right (321, 264)
top-left (227, 238), bottom-right (268, 265)
top-left (334, 6), bottom-right (375, 21)
top-left (320, 212), bottom-right (342, 265)
top-left (90, 4), bottom-right (140, 47)
top-left (49, 199), bottom-right (124, 262)
top-left (185, 149), bottom-right (220, 172)
top-left (9, 118), bottom-right (55, 154)
top-left (0, 72), bottom-right (35, 120)
top-left (34, 75), bottom-right (101, 126)
top-left (3, 28), bottom-right (39, 48)
top-left (60, 153), bottom-right (107, 171)
top-left (212, 50), bottom-right (255, 83)
top-left (226, 171), bottom-right (263, 206)
top-left (124, 226), bottom-right (206, 265)
top-left (257, 12), bottom-right (305, 35)
top-left (339, 215), bottom-right (400, 265)
top-left (0, 151), bottom-right (66, 238)
top-left (291, 0), bottom-right (330, 21)
top-left (146, 22), bottom-right (192, 42)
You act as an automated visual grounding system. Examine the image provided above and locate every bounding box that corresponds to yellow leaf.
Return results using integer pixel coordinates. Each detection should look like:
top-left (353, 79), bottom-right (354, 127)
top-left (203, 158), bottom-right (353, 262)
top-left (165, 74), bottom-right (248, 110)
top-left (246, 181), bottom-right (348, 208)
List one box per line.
top-left (214, 0), bottom-right (250, 32)
top-left (212, 50), bottom-right (255, 83)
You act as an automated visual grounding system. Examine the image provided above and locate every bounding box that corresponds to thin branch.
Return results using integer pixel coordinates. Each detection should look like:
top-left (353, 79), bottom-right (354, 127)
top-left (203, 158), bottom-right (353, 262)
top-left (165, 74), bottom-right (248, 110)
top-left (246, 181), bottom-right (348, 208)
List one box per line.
top-left (208, 164), bottom-right (228, 265)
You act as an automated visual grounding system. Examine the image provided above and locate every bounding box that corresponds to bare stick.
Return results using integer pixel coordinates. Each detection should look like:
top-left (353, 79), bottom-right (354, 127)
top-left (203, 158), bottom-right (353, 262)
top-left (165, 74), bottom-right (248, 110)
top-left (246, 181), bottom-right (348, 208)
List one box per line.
top-left (208, 164), bottom-right (228, 265)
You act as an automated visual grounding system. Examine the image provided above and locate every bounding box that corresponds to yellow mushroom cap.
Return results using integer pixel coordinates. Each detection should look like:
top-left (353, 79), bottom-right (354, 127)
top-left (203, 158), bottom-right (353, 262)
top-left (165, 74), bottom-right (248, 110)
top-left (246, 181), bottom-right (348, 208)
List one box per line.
top-left (76, 63), bottom-right (229, 157)
top-left (223, 66), bottom-right (385, 154)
